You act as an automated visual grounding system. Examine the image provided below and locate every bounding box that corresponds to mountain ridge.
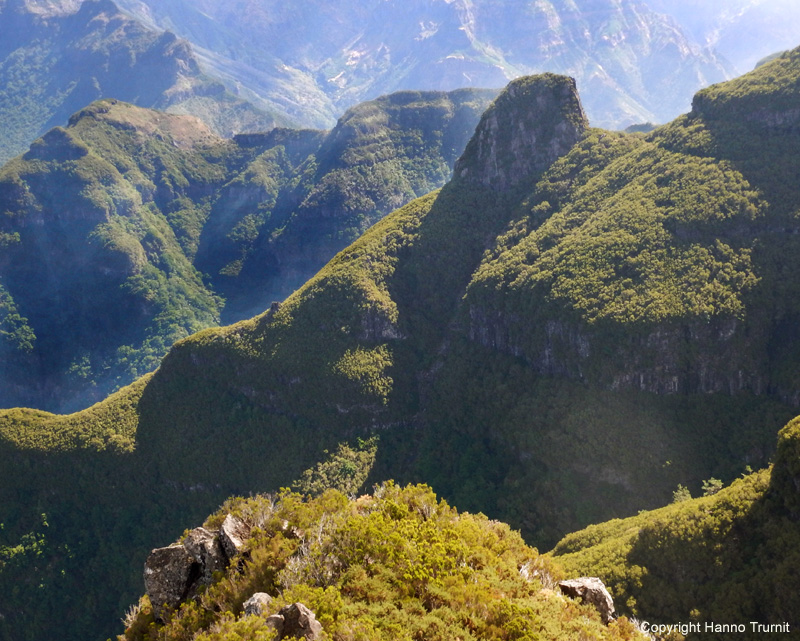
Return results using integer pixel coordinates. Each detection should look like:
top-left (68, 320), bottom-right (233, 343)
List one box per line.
top-left (3, 52), bottom-right (800, 641)
top-left (113, 0), bottom-right (734, 129)
top-left (0, 87), bottom-right (496, 412)
top-left (552, 417), bottom-right (800, 632)
top-left (0, 0), bottom-right (288, 165)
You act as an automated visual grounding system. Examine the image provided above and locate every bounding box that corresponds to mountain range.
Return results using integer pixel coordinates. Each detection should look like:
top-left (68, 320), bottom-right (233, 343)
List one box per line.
top-left (650, 0), bottom-right (800, 73)
top-left (0, 86), bottom-right (495, 412)
top-left (3, 45), bottom-right (800, 641)
top-left (113, 0), bottom-right (733, 130)
top-left (5, 0), bottom-right (796, 169)
top-left (0, 0), bottom-right (295, 166)
top-left (4, 0), bottom-right (780, 414)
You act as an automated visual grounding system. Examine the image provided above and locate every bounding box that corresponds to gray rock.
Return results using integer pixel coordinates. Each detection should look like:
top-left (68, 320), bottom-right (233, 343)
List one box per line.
top-left (219, 514), bottom-right (251, 560)
top-left (454, 74), bottom-right (587, 192)
top-left (559, 577), bottom-right (616, 625)
top-left (243, 592), bottom-right (273, 617)
top-left (144, 544), bottom-right (198, 622)
top-left (278, 602), bottom-right (323, 639)
top-left (266, 613), bottom-right (285, 637)
top-left (183, 527), bottom-right (227, 583)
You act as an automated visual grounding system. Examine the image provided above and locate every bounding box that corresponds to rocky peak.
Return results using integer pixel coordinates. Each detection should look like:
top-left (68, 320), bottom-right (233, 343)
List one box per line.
top-left (144, 514), bottom-right (250, 621)
top-left (454, 73), bottom-right (588, 191)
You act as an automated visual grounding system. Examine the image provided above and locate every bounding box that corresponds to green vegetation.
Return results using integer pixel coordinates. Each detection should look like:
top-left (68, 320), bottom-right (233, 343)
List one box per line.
top-left (0, 100), bottom-right (230, 411)
top-left (551, 419), bottom-right (800, 637)
top-left (0, 87), bottom-right (493, 412)
top-left (0, 282), bottom-right (34, 354)
top-left (200, 88), bottom-right (497, 321)
top-left (292, 437), bottom-right (379, 498)
top-left (671, 484), bottom-right (691, 503)
top-left (122, 483), bottom-right (644, 641)
top-left (3, 51), bottom-right (800, 641)
top-left (0, 0), bottom-right (284, 165)
top-left (0, 374), bottom-right (148, 453)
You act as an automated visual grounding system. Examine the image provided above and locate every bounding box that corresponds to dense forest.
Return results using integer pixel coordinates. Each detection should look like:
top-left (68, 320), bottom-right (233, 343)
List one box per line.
top-left (2, 24), bottom-right (800, 641)
top-left (0, 88), bottom-right (494, 411)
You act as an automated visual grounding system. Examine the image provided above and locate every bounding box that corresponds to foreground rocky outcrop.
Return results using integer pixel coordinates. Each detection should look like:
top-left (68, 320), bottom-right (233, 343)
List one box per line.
top-left (266, 603), bottom-right (323, 641)
top-left (144, 515), bottom-right (250, 621)
top-left (559, 577), bottom-right (616, 625)
top-left (123, 484), bottom-right (633, 641)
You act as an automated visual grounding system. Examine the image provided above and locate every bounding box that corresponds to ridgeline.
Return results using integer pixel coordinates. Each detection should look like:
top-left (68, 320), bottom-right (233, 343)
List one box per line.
top-left (3, 48), bottom-right (800, 641)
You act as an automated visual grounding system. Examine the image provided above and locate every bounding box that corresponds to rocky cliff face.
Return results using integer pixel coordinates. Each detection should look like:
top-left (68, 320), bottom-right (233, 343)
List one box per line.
top-left (467, 309), bottom-right (772, 398)
top-left (455, 74), bottom-right (588, 191)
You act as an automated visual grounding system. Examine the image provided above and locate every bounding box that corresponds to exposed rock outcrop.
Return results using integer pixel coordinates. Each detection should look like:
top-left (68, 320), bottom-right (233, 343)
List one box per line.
top-left (266, 613), bottom-right (286, 636)
top-left (144, 514), bottom-right (252, 621)
top-left (558, 577), bottom-right (615, 625)
top-left (143, 544), bottom-right (197, 622)
top-left (243, 592), bottom-right (273, 617)
top-left (183, 527), bottom-right (227, 583)
top-left (454, 73), bottom-right (588, 191)
top-left (267, 603), bottom-right (323, 640)
top-left (220, 514), bottom-right (252, 559)
top-left (467, 306), bottom-right (771, 398)
top-left (360, 306), bottom-right (403, 341)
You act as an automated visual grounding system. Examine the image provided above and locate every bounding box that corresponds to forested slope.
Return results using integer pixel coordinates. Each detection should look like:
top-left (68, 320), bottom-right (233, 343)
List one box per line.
top-left (4, 50), bottom-right (800, 641)
top-left (0, 88), bottom-right (494, 411)
top-left (552, 417), bottom-right (800, 638)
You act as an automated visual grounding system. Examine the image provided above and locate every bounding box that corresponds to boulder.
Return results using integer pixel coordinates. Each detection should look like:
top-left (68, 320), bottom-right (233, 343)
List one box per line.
top-left (219, 514), bottom-right (251, 560)
top-left (266, 613), bottom-right (285, 637)
top-left (144, 544), bottom-right (198, 622)
top-left (278, 602), bottom-right (323, 640)
top-left (243, 592), bottom-right (273, 617)
top-left (183, 527), bottom-right (227, 583)
top-left (558, 577), bottom-right (615, 624)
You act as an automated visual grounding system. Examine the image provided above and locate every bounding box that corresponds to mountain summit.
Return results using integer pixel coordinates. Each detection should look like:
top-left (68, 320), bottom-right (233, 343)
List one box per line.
top-left (455, 74), bottom-right (588, 190)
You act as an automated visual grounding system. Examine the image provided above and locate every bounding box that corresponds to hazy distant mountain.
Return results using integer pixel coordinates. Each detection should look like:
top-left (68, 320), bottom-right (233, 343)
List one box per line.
top-left (0, 0), bottom-right (287, 164)
top-left (649, 0), bottom-right (800, 72)
top-left (113, 0), bottom-right (732, 129)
